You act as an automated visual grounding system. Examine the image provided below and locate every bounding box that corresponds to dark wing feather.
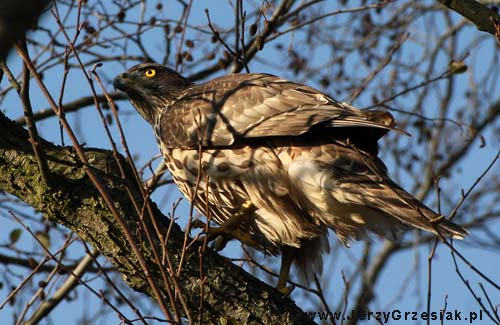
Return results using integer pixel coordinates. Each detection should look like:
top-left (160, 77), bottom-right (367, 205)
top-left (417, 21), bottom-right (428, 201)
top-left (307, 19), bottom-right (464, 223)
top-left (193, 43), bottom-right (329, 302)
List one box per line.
top-left (158, 73), bottom-right (403, 148)
top-left (329, 146), bottom-right (469, 239)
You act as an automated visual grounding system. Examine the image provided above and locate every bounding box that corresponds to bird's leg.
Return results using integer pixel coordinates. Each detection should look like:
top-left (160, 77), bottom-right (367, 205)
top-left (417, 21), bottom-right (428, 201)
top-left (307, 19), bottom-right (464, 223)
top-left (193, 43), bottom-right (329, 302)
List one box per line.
top-left (276, 246), bottom-right (298, 295)
top-left (193, 200), bottom-right (257, 251)
top-left (213, 200), bottom-right (255, 235)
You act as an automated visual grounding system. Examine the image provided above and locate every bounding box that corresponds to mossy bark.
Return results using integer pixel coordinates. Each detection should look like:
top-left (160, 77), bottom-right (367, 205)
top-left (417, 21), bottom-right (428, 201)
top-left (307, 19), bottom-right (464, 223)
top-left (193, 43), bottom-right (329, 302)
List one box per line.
top-left (0, 112), bottom-right (314, 324)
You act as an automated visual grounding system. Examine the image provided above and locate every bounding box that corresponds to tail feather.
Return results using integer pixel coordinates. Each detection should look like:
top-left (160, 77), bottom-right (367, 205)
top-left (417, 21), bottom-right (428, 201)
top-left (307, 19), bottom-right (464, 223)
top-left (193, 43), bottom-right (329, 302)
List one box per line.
top-left (430, 217), bottom-right (469, 240)
top-left (293, 234), bottom-right (329, 285)
top-left (360, 180), bottom-right (469, 240)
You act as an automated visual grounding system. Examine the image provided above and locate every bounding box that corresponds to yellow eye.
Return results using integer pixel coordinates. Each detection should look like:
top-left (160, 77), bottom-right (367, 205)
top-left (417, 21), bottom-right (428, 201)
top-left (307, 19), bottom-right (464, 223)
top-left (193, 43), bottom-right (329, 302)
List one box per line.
top-left (144, 69), bottom-right (156, 77)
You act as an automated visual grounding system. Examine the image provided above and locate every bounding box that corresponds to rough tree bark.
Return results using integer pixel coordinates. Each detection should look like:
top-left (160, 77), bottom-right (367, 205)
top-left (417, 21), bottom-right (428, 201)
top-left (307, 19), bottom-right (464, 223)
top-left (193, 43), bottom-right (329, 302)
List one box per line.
top-left (0, 112), bottom-right (314, 324)
top-left (437, 0), bottom-right (500, 35)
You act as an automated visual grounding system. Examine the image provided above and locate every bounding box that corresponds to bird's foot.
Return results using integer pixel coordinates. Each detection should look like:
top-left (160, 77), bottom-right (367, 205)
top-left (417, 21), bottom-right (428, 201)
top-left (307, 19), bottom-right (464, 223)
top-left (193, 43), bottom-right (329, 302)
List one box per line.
top-left (275, 246), bottom-right (298, 297)
top-left (191, 219), bottom-right (231, 251)
top-left (276, 284), bottom-right (295, 297)
top-left (192, 200), bottom-right (257, 251)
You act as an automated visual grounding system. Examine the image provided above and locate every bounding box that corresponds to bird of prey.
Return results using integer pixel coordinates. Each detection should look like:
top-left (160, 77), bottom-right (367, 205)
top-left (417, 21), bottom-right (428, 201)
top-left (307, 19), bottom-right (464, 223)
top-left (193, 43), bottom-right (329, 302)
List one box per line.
top-left (114, 63), bottom-right (468, 292)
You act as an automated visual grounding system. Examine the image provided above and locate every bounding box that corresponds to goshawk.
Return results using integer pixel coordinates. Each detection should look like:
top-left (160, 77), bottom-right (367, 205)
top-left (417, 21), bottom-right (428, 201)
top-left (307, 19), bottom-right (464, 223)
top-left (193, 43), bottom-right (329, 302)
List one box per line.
top-left (114, 63), bottom-right (468, 292)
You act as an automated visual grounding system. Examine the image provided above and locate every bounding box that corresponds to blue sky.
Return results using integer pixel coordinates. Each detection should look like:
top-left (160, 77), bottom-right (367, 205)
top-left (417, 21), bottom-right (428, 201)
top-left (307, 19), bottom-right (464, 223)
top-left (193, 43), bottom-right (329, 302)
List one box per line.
top-left (1, 1), bottom-right (499, 324)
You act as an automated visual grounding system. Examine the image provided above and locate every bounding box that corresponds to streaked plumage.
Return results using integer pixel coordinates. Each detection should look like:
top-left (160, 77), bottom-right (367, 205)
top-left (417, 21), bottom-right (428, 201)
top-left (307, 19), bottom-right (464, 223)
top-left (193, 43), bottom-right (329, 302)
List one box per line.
top-left (114, 63), bottom-right (468, 290)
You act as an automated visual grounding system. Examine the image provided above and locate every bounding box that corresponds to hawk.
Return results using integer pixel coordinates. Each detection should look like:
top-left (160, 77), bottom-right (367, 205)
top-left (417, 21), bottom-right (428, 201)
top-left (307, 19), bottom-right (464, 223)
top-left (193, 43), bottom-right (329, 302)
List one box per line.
top-left (113, 63), bottom-right (468, 292)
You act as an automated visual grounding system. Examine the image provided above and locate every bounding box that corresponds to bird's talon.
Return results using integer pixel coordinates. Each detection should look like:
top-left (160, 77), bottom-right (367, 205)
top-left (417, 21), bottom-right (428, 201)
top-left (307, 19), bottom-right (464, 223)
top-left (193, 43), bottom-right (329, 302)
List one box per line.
top-left (213, 235), bottom-right (230, 251)
top-left (241, 200), bottom-right (254, 211)
top-left (277, 284), bottom-right (295, 297)
top-left (191, 219), bottom-right (208, 229)
top-left (193, 220), bottom-right (233, 250)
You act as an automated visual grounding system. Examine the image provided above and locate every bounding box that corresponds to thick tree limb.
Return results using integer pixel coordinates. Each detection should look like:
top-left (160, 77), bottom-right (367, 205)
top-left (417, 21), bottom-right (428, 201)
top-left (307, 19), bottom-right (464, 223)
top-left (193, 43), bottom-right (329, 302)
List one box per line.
top-left (437, 0), bottom-right (500, 35)
top-left (0, 0), bottom-right (51, 61)
top-left (0, 112), bottom-right (314, 324)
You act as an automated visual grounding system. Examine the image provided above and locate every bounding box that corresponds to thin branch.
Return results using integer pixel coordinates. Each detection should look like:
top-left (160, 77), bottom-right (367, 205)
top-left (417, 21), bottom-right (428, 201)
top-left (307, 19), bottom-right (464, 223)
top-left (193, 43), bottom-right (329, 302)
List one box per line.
top-left (15, 92), bottom-right (125, 125)
top-left (24, 249), bottom-right (102, 325)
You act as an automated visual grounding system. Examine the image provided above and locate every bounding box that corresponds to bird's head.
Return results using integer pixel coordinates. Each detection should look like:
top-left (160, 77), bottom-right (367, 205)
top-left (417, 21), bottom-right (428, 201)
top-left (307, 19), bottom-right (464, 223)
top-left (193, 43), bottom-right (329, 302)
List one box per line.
top-left (113, 63), bottom-right (192, 125)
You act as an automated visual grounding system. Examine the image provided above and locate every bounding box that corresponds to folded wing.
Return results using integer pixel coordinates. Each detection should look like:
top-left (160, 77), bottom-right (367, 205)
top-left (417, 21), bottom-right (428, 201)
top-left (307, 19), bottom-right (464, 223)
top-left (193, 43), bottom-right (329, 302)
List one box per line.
top-left (158, 73), bottom-right (403, 148)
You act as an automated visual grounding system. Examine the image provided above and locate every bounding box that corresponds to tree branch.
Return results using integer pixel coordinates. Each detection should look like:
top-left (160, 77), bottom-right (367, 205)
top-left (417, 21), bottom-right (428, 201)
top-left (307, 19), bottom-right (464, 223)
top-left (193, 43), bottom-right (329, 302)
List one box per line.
top-left (0, 112), bottom-right (313, 324)
top-left (437, 0), bottom-right (500, 35)
top-left (15, 92), bottom-right (126, 125)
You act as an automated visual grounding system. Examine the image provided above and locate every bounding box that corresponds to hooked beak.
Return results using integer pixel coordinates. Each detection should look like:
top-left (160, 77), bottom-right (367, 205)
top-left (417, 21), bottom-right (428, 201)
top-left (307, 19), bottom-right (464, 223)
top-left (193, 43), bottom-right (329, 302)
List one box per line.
top-left (113, 72), bottom-right (130, 90)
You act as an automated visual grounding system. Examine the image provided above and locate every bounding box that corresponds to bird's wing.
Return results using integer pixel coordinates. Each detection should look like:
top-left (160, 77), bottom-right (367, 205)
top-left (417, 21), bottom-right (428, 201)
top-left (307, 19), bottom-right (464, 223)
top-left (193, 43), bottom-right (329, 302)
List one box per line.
top-left (158, 73), bottom-right (403, 148)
